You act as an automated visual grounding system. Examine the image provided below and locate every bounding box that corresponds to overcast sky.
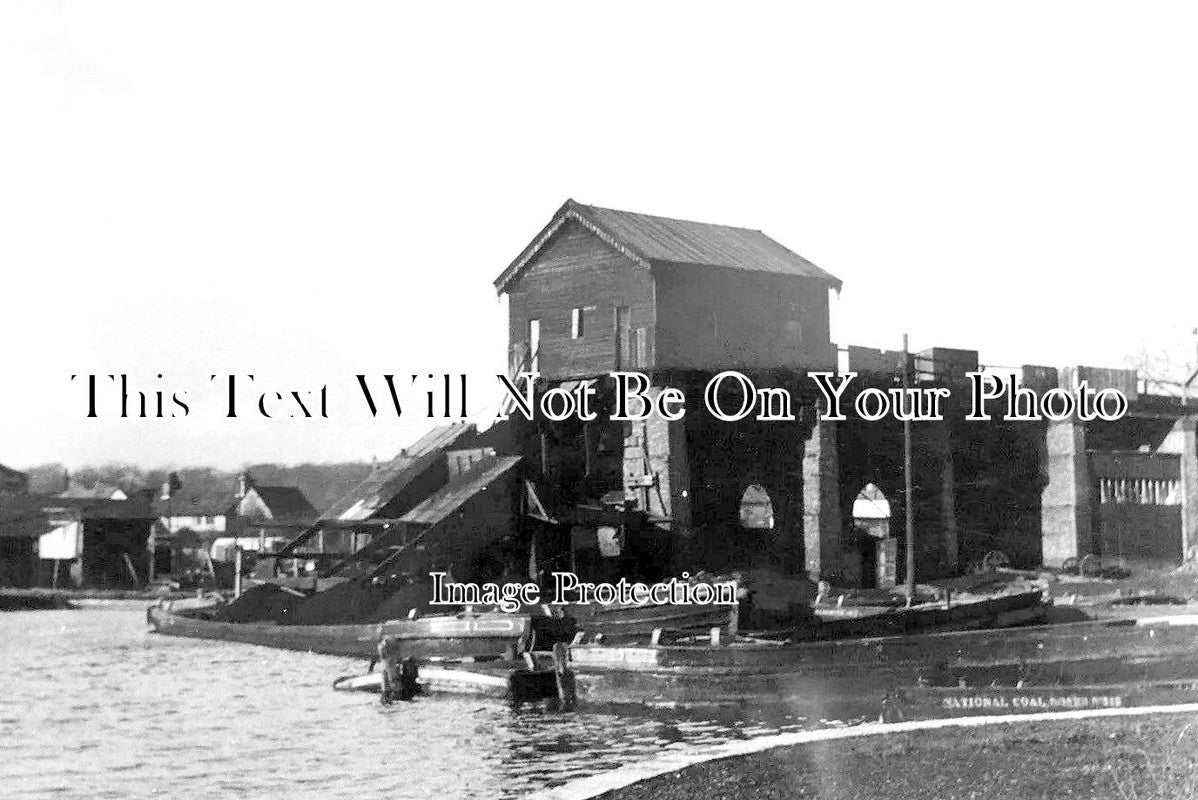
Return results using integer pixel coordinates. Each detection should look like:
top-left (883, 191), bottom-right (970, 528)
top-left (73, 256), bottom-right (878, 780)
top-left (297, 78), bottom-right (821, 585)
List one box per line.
top-left (2, 2), bottom-right (1196, 470)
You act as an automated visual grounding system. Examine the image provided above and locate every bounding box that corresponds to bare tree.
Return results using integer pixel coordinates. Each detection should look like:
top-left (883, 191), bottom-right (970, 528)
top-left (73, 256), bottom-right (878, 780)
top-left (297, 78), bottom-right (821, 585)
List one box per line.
top-left (1125, 329), bottom-right (1198, 392)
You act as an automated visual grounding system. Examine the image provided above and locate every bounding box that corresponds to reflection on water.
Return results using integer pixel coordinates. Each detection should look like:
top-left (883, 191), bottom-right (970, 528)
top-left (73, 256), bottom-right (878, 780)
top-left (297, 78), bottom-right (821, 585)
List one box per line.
top-left (0, 605), bottom-right (843, 799)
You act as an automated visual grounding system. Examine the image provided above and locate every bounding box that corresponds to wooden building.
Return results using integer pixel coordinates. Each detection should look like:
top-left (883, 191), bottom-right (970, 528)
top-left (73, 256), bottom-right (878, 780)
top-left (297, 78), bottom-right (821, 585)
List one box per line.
top-left (495, 199), bottom-right (842, 380)
top-left (215, 472), bottom-right (319, 560)
top-left (0, 494), bottom-right (155, 588)
top-left (493, 200), bottom-right (844, 582)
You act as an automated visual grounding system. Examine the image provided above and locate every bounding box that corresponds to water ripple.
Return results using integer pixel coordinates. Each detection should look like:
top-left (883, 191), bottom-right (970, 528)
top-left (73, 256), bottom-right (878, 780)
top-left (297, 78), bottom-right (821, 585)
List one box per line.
top-left (1, 604), bottom-right (825, 799)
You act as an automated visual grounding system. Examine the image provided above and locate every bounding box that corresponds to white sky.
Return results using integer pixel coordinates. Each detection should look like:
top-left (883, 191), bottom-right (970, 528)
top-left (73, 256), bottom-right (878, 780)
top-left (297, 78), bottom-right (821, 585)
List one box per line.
top-left (2, 2), bottom-right (1196, 470)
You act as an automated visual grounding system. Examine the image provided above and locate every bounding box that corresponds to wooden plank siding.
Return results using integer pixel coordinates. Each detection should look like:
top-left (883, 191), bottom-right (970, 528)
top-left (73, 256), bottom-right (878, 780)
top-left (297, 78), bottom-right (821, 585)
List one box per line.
top-left (506, 220), bottom-right (655, 380)
top-left (653, 263), bottom-right (836, 371)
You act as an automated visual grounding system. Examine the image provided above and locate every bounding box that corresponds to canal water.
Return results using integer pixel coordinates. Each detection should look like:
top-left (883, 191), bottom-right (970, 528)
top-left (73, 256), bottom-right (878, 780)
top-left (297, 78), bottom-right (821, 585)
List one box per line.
top-left (0, 604), bottom-right (850, 799)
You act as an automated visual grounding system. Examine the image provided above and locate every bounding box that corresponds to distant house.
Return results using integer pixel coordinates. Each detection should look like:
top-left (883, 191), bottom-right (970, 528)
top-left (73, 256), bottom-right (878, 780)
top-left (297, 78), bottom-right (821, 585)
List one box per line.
top-left (152, 485), bottom-right (235, 576)
top-left (155, 490), bottom-right (232, 537)
top-left (233, 473), bottom-right (318, 522)
top-left (214, 473), bottom-right (318, 560)
top-left (0, 463), bottom-right (29, 496)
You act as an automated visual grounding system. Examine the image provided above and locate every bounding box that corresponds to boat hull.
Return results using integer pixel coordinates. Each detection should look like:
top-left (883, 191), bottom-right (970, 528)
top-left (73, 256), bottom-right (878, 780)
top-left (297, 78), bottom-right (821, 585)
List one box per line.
top-left (888, 680), bottom-right (1198, 721)
top-left (566, 601), bottom-right (735, 641)
top-left (809, 589), bottom-right (1046, 639)
top-left (332, 664), bottom-right (557, 702)
top-left (148, 604), bottom-right (380, 657)
top-left (146, 604), bottom-right (551, 660)
top-left (567, 615), bottom-right (1198, 711)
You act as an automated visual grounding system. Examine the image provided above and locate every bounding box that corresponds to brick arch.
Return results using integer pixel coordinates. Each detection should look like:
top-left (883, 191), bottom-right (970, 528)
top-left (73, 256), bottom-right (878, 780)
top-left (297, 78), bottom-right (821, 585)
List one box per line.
top-left (846, 478), bottom-right (898, 529)
top-left (835, 417), bottom-right (907, 540)
top-left (740, 475), bottom-right (802, 572)
top-left (738, 482), bottom-right (777, 530)
top-left (691, 474), bottom-right (793, 572)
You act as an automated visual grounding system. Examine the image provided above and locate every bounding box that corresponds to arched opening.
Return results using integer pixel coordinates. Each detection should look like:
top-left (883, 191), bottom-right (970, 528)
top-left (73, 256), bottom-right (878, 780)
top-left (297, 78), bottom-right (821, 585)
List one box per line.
top-left (739, 484), bottom-right (775, 530)
top-left (852, 483), bottom-right (894, 588)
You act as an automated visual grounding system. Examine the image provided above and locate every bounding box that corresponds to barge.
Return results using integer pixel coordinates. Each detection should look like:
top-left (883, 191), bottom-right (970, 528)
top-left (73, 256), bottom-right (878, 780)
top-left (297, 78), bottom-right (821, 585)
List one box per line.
top-left (338, 612), bottom-right (1198, 721)
top-left (146, 602), bottom-right (561, 660)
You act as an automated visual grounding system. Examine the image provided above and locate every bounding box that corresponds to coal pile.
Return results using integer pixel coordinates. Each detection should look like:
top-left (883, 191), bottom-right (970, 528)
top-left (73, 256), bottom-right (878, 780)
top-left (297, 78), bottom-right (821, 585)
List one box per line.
top-left (211, 577), bottom-right (443, 626)
top-left (365, 581), bottom-right (437, 622)
top-left (212, 584), bottom-right (301, 623)
top-left (282, 578), bottom-right (393, 625)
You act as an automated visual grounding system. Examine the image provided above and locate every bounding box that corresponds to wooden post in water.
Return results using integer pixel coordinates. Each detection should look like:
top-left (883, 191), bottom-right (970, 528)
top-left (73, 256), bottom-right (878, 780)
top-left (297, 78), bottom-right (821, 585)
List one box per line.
top-left (903, 333), bottom-right (916, 602)
top-left (121, 552), bottom-right (141, 587)
top-left (378, 636), bottom-right (418, 705)
top-left (379, 636), bottom-right (397, 705)
top-left (147, 526), bottom-right (156, 585)
top-left (551, 642), bottom-right (576, 710)
top-left (233, 547), bottom-right (243, 598)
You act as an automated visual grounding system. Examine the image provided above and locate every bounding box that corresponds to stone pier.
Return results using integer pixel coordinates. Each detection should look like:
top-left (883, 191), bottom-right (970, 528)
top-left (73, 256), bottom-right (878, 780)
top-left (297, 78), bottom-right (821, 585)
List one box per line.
top-left (1178, 416), bottom-right (1198, 563)
top-left (1041, 420), bottom-right (1093, 567)
top-left (803, 419), bottom-right (842, 581)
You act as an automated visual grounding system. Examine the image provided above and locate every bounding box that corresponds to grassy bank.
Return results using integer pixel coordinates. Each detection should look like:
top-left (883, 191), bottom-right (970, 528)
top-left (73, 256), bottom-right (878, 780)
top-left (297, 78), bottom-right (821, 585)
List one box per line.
top-left (597, 713), bottom-right (1198, 800)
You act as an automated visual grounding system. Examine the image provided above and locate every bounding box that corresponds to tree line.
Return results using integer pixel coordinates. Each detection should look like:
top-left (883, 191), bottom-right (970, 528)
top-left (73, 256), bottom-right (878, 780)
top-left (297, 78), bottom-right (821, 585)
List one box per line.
top-left (24, 461), bottom-right (375, 516)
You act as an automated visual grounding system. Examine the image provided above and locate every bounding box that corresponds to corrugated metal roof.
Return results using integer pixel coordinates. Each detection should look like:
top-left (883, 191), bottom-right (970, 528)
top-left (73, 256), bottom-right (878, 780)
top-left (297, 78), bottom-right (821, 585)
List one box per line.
top-left (495, 199), bottom-right (841, 292)
top-left (400, 455), bottom-right (522, 527)
top-left (1, 494), bottom-right (154, 524)
top-left (322, 424), bottom-right (477, 521)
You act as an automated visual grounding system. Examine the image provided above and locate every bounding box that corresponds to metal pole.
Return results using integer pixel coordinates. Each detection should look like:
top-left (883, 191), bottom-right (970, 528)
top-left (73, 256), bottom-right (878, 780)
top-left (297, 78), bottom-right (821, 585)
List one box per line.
top-left (903, 333), bottom-right (916, 601)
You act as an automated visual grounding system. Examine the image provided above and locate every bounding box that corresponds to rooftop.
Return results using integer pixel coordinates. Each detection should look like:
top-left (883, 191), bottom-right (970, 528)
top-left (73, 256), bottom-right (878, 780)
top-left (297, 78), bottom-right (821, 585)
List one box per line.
top-left (495, 199), bottom-right (842, 293)
top-left (249, 485), bottom-right (317, 520)
top-left (323, 424), bottom-right (478, 521)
